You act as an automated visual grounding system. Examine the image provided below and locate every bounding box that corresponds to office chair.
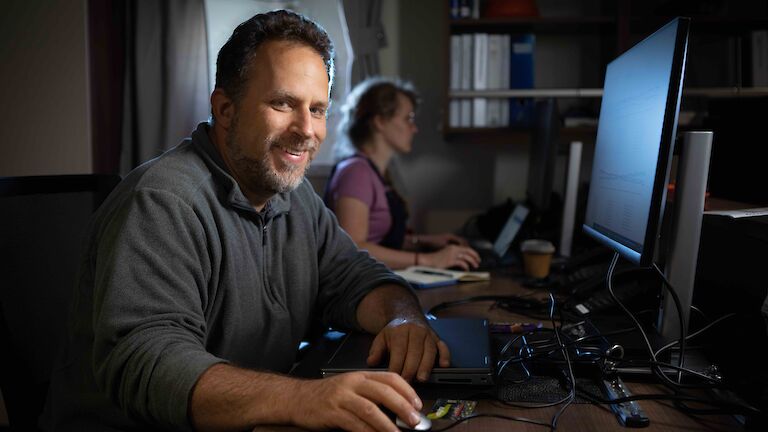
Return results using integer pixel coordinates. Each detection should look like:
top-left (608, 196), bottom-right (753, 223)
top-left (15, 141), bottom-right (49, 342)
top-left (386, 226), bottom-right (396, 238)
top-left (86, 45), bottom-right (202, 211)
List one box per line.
top-left (0, 174), bottom-right (120, 431)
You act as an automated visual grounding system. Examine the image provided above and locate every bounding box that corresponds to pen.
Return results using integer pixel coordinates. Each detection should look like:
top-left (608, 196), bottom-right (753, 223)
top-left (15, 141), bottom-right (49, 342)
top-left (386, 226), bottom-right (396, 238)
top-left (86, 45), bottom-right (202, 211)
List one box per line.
top-left (489, 322), bottom-right (542, 333)
top-left (413, 269), bottom-right (454, 278)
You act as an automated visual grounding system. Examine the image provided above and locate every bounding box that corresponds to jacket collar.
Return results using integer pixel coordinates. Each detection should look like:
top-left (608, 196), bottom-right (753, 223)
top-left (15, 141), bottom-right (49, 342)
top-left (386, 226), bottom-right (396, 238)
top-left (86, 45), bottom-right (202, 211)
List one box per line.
top-left (190, 122), bottom-right (291, 219)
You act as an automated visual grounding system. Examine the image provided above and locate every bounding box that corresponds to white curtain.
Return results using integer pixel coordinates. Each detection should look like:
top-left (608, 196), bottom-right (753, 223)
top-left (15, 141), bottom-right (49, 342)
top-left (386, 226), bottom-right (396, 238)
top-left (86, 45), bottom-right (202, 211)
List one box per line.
top-left (341, 0), bottom-right (387, 86)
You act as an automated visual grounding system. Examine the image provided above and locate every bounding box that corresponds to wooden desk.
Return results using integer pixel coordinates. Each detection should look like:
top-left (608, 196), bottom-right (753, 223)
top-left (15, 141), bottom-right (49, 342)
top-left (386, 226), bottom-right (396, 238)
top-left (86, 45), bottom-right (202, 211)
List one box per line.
top-left (409, 273), bottom-right (744, 431)
top-left (289, 272), bottom-right (745, 431)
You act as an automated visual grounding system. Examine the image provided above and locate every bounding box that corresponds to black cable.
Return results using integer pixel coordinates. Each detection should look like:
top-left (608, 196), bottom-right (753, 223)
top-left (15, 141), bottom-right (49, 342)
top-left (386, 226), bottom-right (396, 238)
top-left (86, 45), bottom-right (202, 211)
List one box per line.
top-left (615, 359), bottom-right (721, 385)
top-left (491, 393), bottom-right (574, 410)
top-left (604, 253), bottom-right (686, 389)
top-left (690, 304), bottom-right (708, 321)
top-left (574, 386), bottom-right (762, 416)
top-left (651, 262), bottom-right (688, 383)
top-left (654, 312), bottom-right (737, 357)
top-left (547, 293), bottom-right (576, 430)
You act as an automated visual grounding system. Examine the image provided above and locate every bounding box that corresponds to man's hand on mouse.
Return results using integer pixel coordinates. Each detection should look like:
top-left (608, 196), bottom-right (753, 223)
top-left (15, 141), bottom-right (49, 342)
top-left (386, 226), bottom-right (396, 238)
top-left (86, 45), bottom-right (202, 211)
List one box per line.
top-left (290, 371), bottom-right (423, 432)
top-left (367, 318), bottom-right (451, 382)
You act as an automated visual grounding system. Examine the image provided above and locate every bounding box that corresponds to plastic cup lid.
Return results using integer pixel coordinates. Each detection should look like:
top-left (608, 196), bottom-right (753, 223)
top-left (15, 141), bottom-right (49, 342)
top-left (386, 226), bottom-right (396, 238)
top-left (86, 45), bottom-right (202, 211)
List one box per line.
top-left (520, 239), bottom-right (555, 254)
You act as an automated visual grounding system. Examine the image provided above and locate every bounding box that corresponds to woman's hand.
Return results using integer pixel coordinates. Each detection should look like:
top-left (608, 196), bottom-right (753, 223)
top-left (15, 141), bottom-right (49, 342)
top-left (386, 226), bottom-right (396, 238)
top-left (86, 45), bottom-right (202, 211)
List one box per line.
top-left (415, 233), bottom-right (469, 249)
top-left (420, 244), bottom-right (480, 270)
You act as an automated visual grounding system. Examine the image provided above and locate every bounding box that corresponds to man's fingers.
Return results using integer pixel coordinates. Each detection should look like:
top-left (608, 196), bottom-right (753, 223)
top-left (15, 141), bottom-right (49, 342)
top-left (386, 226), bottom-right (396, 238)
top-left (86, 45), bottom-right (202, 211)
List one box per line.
top-left (416, 336), bottom-right (438, 382)
top-left (400, 331), bottom-right (426, 381)
top-left (385, 331), bottom-right (408, 374)
top-left (337, 407), bottom-right (379, 432)
top-left (365, 371), bottom-right (422, 410)
top-left (344, 399), bottom-right (397, 432)
top-left (357, 375), bottom-right (421, 428)
top-left (367, 333), bottom-right (386, 367)
top-left (437, 339), bottom-right (451, 367)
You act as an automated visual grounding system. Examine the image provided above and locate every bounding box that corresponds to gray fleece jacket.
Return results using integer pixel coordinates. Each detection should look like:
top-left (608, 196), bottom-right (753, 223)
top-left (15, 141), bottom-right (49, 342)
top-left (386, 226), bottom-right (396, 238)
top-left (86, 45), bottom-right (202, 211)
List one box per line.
top-left (42, 123), bottom-right (409, 431)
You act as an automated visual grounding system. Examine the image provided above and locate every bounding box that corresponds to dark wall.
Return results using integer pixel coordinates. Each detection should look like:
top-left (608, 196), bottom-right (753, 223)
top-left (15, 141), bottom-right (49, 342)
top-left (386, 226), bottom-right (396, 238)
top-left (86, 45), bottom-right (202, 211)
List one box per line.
top-left (397, 0), bottom-right (530, 231)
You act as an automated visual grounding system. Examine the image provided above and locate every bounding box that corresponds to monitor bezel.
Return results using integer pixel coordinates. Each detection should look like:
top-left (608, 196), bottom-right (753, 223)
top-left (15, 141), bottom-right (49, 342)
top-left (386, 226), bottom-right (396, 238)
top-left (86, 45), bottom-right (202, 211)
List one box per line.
top-left (582, 17), bottom-right (690, 266)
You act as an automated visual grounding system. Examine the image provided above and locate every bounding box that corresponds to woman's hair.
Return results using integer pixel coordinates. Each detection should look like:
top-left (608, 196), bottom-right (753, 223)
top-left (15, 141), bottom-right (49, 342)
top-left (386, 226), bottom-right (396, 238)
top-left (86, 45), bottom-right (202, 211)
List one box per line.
top-left (334, 77), bottom-right (420, 160)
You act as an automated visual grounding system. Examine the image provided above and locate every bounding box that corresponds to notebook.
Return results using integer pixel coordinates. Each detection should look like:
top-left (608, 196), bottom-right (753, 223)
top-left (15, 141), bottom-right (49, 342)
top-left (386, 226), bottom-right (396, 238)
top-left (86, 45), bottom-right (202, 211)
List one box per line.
top-left (320, 318), bottom-right (494, 386)
top-left (394, 266), bottom-right (490, 289)
top-left (472, 203), bottom-right (529, 269)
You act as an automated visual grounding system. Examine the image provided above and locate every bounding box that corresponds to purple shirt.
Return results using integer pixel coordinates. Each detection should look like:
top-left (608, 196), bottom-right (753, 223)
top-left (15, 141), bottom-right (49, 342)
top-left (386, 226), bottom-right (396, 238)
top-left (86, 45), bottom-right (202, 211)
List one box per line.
top-left (326, 156), bottom-right (391, 244)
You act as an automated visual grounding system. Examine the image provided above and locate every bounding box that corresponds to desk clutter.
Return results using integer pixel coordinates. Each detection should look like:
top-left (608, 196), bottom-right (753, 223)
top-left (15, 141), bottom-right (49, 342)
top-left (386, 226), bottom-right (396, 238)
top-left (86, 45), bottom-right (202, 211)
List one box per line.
top-left (417, 288), bottom-right (763, 430)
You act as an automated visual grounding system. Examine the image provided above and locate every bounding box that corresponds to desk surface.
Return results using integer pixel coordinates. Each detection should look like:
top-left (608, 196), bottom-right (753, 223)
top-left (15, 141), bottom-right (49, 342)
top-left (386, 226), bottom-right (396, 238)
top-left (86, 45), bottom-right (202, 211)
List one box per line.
top-left (414, 273), bottom-right (742, 431)
top-left (293, 272), bottom-right (744, 431)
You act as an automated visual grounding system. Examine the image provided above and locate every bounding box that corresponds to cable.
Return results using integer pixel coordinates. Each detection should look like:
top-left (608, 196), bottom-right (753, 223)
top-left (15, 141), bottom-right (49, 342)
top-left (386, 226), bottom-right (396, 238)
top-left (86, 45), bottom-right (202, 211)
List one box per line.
top-left (547, 292), bottom-right (576, 430)
top-left (491, 393), bottom-right (574, 410)
top-left (574, 387), bottom-right (762, 416)
top-left (616, 359), bottom-right (721, 385)
top-left (604, 253), bottom-right (688, 389)
top-left (654, 312), bottom-right (737, 357)
top-left (690, 304), bottom-right (708, 321)
top-left (651, 262), bottom-right (688, 383)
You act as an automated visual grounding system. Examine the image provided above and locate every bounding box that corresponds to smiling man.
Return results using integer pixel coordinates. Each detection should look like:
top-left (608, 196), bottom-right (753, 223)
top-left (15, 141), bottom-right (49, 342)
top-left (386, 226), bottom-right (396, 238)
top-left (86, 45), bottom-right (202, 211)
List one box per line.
top-left (42, 10), bottom-right (448, 432)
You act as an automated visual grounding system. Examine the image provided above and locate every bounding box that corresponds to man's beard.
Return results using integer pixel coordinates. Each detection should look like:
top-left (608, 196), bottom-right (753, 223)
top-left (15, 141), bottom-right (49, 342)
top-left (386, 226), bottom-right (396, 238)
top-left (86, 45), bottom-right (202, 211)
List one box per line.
top-left (225, 117), bottom-right (317, 195)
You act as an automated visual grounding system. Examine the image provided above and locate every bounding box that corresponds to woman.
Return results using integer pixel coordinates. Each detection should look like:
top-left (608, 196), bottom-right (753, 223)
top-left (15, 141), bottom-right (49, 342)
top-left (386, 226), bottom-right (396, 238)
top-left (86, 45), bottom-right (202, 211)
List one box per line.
top-left (324, 77), bottom-right (480, 270)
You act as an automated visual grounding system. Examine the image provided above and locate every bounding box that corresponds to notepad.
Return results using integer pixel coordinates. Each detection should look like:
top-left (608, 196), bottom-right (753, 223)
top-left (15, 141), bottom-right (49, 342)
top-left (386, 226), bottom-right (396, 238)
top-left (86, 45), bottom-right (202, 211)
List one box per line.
top-left (394, 266), bottom-right (490, 289)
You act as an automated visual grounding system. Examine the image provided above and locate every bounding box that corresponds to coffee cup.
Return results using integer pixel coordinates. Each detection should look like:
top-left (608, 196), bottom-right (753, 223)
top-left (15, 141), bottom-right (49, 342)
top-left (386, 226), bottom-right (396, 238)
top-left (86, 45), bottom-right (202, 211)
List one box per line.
top-left (521, 239), bottom-right (555, 279)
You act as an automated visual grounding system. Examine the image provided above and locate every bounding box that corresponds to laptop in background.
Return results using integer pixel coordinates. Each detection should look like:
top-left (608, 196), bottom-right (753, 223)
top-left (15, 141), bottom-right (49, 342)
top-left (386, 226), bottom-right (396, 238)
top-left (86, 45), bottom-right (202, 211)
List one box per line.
top-left (472, 204), bottom-right (529, 269)
top-left (320, 318), bottom-right (493, 386)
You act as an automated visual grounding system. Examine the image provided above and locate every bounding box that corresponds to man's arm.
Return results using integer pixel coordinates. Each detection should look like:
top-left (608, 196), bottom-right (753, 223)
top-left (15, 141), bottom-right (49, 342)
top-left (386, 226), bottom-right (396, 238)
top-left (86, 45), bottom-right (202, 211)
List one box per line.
top-left (190, 363), bottom-right (424, 431)
top-left (356, 284), bottom-right (451, 382)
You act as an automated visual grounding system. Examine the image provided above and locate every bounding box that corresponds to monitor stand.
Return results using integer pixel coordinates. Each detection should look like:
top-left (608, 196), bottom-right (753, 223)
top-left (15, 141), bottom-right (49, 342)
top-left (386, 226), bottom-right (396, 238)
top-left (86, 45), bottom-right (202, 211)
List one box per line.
top-left (558, 141), bottom-right (583, 258)
top-left (656, 131), bottom-right (713, 343)
top-left (589, 131), bottom-right (714, 379)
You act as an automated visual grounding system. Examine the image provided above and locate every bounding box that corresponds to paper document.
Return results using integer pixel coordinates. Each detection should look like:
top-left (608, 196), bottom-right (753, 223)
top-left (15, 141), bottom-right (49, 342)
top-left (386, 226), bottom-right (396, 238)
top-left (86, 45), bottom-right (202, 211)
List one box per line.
top-left (395, 266), bottom-right (490, 289)
top-left (704, 207), bottom-right (768, 219)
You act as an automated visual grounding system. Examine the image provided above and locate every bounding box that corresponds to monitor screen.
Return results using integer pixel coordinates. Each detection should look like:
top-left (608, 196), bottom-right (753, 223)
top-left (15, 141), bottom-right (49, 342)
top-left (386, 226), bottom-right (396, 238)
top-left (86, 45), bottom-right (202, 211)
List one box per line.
top-left (526, 98), bottom-right (560, 214)
top-left (583, 17), bottom-right (690, 266)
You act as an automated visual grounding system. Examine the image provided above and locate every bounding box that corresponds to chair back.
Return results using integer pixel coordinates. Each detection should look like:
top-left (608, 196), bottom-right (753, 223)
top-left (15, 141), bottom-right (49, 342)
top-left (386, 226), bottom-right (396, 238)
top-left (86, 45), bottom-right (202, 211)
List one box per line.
top-left (0, 174), bottom-right (120, 431)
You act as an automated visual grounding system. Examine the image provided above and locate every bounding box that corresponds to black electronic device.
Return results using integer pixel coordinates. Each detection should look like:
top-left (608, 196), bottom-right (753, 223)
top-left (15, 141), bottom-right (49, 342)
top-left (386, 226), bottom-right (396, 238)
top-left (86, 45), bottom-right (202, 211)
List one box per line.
top-left (582, 17), bottom-right (689, 267)
top-left (526, 98), bottom-right (560, 215)
top-left (577, 16), bottom-right (693, 356)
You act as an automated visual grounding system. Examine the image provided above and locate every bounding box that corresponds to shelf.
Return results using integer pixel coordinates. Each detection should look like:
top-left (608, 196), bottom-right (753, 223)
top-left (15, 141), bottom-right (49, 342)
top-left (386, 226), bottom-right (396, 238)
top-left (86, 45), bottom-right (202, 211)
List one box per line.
top-left (449, 16), bottom-right (615, 33)
top-left (448, 87), bottom-right (768, 99)
top-left (632, 16), bottom-right (768, 34)
top-left (450, 88), bottom-right (603, 98)
top-left (444, 126), bottom-right (597, 143)
top-left (683, 87), bottom-right (768, 97)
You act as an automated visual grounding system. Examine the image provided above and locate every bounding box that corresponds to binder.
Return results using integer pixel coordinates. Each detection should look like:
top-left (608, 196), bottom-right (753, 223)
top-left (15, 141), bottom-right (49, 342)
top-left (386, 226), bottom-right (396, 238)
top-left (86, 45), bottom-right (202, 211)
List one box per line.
top-left (472, 33), bottom-right (488, 127)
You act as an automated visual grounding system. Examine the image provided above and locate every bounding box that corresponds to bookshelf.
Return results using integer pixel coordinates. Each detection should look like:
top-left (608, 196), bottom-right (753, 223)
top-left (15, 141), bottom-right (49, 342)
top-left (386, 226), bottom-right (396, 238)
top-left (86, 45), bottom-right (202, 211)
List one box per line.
top-left (442, 0), bottom-right (768, 139)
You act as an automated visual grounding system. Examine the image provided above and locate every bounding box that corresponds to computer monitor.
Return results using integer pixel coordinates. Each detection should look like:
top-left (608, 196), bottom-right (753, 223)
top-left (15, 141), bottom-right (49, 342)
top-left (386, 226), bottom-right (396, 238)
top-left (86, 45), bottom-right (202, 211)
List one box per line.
top-left (582, 17), bottom-right (690, 267)
top-left (526, 98), bottom-right (560, 215)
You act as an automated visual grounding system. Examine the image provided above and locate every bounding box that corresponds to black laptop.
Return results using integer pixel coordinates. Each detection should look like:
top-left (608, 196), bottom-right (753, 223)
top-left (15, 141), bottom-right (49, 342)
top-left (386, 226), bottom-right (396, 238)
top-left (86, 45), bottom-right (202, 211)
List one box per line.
top-left (472, 204), bottom-right (529, 269)
top-left (320, 318), bottom-right (493, 386)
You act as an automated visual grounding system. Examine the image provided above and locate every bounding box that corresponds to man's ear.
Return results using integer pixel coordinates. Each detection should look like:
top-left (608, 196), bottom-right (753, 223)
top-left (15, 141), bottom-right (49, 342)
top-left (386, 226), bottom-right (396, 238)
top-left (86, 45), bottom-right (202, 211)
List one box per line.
top-left (211, 88), bottom-right (235, 130)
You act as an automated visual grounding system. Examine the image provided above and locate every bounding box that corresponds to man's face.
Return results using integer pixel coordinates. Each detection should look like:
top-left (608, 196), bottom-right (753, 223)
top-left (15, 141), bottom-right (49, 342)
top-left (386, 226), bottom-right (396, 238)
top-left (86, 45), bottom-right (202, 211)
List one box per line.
top-left (222, 40), bottom-right (329, 196)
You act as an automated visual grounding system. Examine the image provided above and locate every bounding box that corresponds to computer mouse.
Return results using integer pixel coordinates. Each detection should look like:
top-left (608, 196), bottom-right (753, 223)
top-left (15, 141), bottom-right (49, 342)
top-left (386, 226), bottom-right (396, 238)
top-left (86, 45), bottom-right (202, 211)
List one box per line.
top-left (396, 412), bottom-right (432, 431)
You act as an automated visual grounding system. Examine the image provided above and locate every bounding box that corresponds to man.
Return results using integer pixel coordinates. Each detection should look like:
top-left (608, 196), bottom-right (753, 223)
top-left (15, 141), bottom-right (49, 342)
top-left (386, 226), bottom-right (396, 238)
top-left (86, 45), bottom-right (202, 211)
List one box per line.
top-left (42, 10), bottom-right (448, 432)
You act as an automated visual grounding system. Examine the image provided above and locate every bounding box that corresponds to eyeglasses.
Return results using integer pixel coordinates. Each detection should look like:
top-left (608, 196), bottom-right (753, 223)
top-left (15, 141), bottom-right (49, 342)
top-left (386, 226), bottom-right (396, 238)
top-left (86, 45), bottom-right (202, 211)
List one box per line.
top-left (406, 112), bottom-right (416, 124)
